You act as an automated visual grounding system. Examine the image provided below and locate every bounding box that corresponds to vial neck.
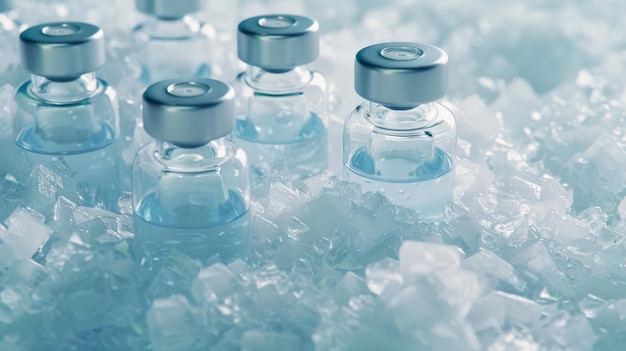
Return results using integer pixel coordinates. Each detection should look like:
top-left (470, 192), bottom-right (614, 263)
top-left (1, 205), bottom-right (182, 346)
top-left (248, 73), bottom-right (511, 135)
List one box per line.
top-left (30, 72), bottom-right (99, 103)
top-left (244, 65), bottom-right (313, 92)
top-left (143, 15), bottom-right (202, 37)
top-left (154, 137), bottom-right (232, 170)
top-left (365, 101), bottom-right (440, 131)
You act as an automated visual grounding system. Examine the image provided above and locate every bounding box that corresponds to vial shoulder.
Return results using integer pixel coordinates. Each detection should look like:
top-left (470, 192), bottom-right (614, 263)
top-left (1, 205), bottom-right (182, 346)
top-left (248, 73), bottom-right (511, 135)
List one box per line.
top-left (134, 140), bottom-right (247, 174)
top-left (236, 67), bottom-right (326, 94)
top-left (346, 101), bottom-right (456, 129)
top-left (15, 78), bottom-right (118, 105)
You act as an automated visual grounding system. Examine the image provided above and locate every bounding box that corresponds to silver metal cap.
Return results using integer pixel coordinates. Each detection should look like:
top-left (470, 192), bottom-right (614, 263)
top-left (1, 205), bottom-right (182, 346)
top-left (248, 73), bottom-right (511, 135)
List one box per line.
top-left (20, 22), bottom-right (105, 81)
top-left (143, 78), bottom-right (235, 148)
top-left (237, 14), bottom-right (319, 73)
top-left (355, 42), bottom-right (449, 109)
top-left (135, 0), bottom-right (204, 19)
top-left (0, 0), bottom-right (13, 12)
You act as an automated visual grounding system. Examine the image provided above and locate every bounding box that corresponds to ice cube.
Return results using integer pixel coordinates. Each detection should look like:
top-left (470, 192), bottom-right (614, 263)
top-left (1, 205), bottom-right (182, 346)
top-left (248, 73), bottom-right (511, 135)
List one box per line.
top-left (560, 135), bottom-right (626, 215)
top-left (0, 259), bottom-right (51, 323)
top-left (462, 250), bottom-right (526, 293)
top-left (399, 241), bottom-right (464, 279)
top-left (302, 170), bottom-right (334, 197)
top-left (0, 207), bottom-right (50, 267)
top-left (491, 78), bottom-right (542, 137)
top-left (499, 175), bottom-right (541, 202)
top-left (192, 262), bottom-right (241, 303)
top-left (117, 191), bottom-right (133, 215)
top-left (484, 329), bottom-right (539, 351)
top-left (55, 272), bottom-right (110, 320)
top-left (511, 241), bottom-right (576, 298)
top-left (24, 165), bottom-right (65, 218)
top-left (467, 291), bottom-right (543, 332)
top-left (264, 178), bottom-right (312, 219)
top-left (0, 173), bottom-right (25, 223)
top-left (454, 95), bottom-right (500, 156)
top-left (453, 159), bottom-right (495, 201)
top-left (330, 272), bottom-right (369, 305)
top-left (365, 257), bottom-right (403, 297)
top-left (578, 294), bottom-right (608, 319)
top-left (430, 321), bottom-right (481, 351)
top-left (428, 268), bottom-right (484, 318)
top-left (147, 251), bottom-right (202, 300)
top-left (147, 295), bottom-right (207, 351)
top-left (532, 311), bottom-right (596, 350)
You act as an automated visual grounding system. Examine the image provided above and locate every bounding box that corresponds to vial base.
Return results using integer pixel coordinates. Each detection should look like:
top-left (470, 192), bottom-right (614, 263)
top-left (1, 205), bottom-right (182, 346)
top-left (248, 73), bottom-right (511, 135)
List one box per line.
top-left (233, 112), bottom-right (328, 185)
top-left (133, 191), bottom-right (251, 264)
top-left (344, 146), bottom-right (455, 220)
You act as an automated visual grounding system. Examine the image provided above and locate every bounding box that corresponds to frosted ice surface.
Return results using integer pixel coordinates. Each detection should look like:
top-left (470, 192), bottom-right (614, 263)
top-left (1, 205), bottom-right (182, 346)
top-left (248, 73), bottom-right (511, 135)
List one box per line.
top-left (147, 295), bottom-right (207, 351)
top-left (192, 262), bottom-right (240, 302)
top-left (263, 178), bottom-right (312, 219)
top-left (330, 271), bottom-right (369, 305)
top-left (491, 78), bottom-right (542, 137)
top-left (0, 173), bottom-right (25, 224)
top-left (561, 135), bottom-right (626, 215)
top-left (364, 257), bottom-right (402, 296)
top-left (0, 207), bottom-right (50, 267)
top-left (462, 250), bottom-right (526, 293)
top-left (533, 312), bottom-right (597, 351)
top-left (387, 268), bottom-right (482, 332)
top-left (468, 291), bottom-right (543, 332)
top-left (0, 259), bottom-right (50, 323)
top-left (579, 294), bottom-right (608, 319)
top-left (454, 95), bottom-right (500, 157)
top-left (511, 241), bottom-right (576, 298)
top-left (399, 241), bottom-right (464, 279)
top-left (147, 251), bottom-right (202, 300)
top-left (24, 165), bottom-right (65, 218)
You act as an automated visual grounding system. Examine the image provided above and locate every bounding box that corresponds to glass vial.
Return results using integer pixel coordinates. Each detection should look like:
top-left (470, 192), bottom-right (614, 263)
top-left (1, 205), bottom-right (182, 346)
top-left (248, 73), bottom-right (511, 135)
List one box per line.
top-left (232, 14), bottom-right (328, 186)
top-left (13, 22), bottom-right (121, 211)
top-left (343, 42), bottom-right (457, 220)
top-left (133, 78), bottom-right (251, 264)
top-left (133, 0), bottom-right (215, 84)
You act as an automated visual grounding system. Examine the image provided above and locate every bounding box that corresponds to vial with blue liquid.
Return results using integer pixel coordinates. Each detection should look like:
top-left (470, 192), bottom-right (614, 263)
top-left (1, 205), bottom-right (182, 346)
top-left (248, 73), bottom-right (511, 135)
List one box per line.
top-left (133, 0), bottom-right (215, 84)
top-left (343, 42), bottom-right (457, 220)
top-left (132, 78), bottom-right (251, 264)
top-left (232, 14), bottom-right (328, 185)
top-left (13, 22), bottom-right (122, 211)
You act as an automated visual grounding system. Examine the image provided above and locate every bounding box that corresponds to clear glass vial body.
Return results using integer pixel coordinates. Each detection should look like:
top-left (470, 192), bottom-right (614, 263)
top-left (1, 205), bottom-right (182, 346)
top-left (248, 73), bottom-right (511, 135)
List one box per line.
top-left (13, 72), bottom-right (122, 210)
top-left (132, 15), bottom-right (215, 84)
top-left (132, 137), bottom-right (251, 263)
top-left (343, 101), bottom-right (457, 219)
top-left (232, 65), bottom-right (329, 185)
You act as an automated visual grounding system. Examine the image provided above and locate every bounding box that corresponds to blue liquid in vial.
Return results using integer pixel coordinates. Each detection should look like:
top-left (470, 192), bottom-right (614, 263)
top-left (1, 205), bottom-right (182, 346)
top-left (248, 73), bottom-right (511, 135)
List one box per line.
top-left (345, 146), bottom-right (455, 219)
top-left (14, 81), bottom-right (121, 211)
top-left (134, 190), bottom-right (250, 263)
top-left (234, 112), bottom-right (327, 183)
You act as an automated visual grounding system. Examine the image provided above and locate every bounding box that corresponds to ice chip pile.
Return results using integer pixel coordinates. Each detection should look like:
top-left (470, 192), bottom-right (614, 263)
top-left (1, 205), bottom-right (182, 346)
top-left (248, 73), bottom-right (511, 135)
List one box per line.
top-left (2, 0), bottom-right (626, 350)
